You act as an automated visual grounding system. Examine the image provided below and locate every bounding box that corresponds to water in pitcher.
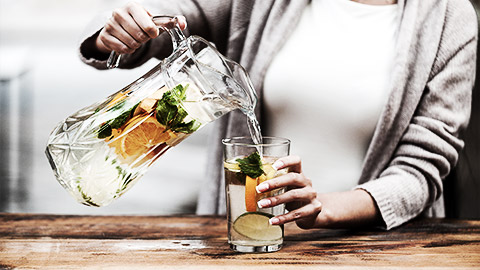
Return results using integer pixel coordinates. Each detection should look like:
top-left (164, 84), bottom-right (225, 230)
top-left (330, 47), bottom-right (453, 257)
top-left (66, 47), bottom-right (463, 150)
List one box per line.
top-left (46, 81), bottom-right (244, 207)
top-left (46, 70), bottom-right (265, 207)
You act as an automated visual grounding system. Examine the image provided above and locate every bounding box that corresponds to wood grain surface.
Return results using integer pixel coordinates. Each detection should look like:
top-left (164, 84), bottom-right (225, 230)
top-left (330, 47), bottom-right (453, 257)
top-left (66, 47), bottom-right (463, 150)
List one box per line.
top-left (0, 214), bottom-right (479, 269)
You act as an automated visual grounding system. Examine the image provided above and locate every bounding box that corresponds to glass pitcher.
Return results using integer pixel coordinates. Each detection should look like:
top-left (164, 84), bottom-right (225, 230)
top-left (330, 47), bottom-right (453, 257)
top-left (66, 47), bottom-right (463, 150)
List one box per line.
top-left (45, 16), bottom-right (257, 207)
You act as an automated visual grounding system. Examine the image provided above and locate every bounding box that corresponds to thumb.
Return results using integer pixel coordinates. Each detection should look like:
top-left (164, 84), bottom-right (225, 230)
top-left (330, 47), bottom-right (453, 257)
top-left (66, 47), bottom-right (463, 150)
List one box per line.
top-left (176, 15), bottom-right (187, 30)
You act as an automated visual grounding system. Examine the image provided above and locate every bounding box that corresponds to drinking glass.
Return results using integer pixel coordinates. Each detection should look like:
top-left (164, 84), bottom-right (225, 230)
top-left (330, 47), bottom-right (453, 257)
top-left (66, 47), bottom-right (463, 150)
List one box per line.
top-left (222, 136), bottom-right (290, 253)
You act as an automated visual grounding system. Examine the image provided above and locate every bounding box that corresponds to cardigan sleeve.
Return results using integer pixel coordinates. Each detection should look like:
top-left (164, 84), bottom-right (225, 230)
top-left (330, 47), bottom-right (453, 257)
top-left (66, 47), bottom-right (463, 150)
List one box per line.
top-left (78, 0), bottom-right (232, 70)
top-left (357, 0), bottom-right (478, 230)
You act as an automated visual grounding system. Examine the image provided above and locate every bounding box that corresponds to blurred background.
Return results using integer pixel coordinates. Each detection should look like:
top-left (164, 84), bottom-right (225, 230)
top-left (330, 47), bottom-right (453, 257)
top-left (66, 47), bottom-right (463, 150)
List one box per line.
top-left (0, 0), bottom-right (479, 218)
top-left (0, 0), bottom-right (211, 215)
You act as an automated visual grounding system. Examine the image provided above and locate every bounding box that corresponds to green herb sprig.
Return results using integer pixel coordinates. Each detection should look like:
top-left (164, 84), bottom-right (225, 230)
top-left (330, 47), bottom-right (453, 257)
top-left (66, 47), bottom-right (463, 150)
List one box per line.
top-left (236, 151), bottom-right (264, 178)
top-left (155, 84), bottom-right (200, 134)
top-left (97, 102), bottom-right (139, 139)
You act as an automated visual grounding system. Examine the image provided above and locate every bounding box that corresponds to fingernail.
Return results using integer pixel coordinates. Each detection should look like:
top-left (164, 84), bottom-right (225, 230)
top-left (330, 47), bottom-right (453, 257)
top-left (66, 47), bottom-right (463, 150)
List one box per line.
top-left (272, 160), bottom-right (284, 170)
top-left (256, 182), bottom-right (269, 193)
top-left (269, 217), bottom-right (280, 225)
top-left (257, 199), bottom-right (270, 208)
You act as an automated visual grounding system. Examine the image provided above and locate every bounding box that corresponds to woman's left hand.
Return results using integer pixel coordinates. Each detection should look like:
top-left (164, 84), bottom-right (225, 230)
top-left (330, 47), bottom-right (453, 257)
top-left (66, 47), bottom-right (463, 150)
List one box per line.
top-left (256, 155), bottom-right (322, 229)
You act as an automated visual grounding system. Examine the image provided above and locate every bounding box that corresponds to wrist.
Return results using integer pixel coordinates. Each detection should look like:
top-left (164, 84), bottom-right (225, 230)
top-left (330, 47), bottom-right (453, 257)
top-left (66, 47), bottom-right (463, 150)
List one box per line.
top-left (314, 190), bottom-right (382, 228)
top-left (314, 193), bottom-right (339, 228)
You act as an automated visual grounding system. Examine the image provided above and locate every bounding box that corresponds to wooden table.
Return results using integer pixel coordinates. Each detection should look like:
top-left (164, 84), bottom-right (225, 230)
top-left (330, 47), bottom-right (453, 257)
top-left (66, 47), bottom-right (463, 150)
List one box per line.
top-left (1, 214), bottom-right (479, 269)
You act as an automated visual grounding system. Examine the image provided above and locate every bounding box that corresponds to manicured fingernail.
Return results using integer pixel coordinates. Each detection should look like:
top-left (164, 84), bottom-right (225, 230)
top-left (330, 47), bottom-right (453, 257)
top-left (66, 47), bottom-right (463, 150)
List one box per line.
top-left (269, 217), bottom-right (280, 225)
top-left (256, 182), bottom-right (269, 193)
top-left (272, 160), bottom-right (284, 170)
top-left (257, 199), bottom-right (270, 208)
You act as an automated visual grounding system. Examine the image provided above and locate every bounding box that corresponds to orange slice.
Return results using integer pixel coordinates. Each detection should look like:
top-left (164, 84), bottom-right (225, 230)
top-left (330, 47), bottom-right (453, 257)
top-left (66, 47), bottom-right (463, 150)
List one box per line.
top-left (135, 142), bottom-right (169, 167)
top-left (105, 92), bottom-right (127, 110)
top-left (245, 175), bottom-right (258, 212)
top-left (118, 116), bottom-right (171, 159)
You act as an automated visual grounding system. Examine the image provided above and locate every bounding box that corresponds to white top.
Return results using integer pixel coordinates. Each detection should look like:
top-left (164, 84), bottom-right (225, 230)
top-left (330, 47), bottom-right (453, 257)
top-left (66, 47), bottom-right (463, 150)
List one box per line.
top-left (263, 0), bottom-right (399, 193)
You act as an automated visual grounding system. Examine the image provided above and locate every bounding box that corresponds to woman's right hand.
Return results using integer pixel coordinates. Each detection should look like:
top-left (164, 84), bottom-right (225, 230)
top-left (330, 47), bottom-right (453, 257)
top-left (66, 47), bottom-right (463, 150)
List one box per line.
top-left (95, 2), bottom-right (186, 55)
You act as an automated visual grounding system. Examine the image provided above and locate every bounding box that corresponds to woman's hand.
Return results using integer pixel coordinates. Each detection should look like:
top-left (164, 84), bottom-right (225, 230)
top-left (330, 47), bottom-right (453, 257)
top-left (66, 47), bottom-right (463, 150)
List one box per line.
top-left (95, 2), bottom-right (187, 54)
top-left (256, 155), bottom-right (322, 229)
top-left (255, 155), bottom-right (383, 229)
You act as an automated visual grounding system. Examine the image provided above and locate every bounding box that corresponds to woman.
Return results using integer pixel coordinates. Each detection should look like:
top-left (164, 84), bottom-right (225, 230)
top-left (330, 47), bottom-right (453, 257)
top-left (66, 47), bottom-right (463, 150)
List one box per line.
top-left (79, 0), bottom-right (477, 230)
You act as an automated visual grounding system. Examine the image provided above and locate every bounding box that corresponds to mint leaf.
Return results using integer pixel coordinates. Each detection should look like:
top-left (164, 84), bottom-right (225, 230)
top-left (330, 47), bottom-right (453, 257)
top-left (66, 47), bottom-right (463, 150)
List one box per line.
top-left (172, 120), bottom-right (200, 134)
top-left (172, 84), bottom-right (188, 101)
top-left (163, 84), bottom-right (187, 105)
top-left (170, 105), bottom-right (188, 128)
top-left (130, 102), bottom-right (140, 117)
top-left (236, 152), bottom-right (264, 178)
top-left (110, 110), bottom-right (130, 129)
top-left (155, 84), bottom-right (199, 134)
top-left (97, 123), bottom-right (112, 139)
top-left (97, 102), bottom-right (139, 139)
top-left (156, 97), bottom-right (178, 126)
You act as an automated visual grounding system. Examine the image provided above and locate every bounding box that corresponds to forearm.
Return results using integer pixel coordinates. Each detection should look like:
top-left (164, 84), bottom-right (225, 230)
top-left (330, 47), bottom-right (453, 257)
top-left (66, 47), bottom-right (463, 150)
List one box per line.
top-left (313, 189), bottom-right (383, 229)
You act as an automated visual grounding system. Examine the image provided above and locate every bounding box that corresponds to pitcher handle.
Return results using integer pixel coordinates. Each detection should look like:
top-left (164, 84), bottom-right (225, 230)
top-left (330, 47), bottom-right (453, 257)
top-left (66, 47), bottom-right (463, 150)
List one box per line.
top-left (107, 15), bottom-right (186, 69)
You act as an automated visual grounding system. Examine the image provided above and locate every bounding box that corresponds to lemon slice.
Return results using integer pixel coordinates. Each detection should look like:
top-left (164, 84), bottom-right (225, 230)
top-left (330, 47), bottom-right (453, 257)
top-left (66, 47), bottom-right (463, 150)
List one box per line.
top-left (263, 163), bottom-right (276, 180)
top-left (224, 162), bottom-right (240, 171)
top-left (233, 212), bottom-right (283, 241)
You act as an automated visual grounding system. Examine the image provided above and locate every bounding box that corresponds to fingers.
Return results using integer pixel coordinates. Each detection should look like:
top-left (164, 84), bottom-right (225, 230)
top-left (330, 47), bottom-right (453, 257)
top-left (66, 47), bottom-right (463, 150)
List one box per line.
top-left (256, 172), bottom-right (311, 193)
top-left (255, 155), bottom-right (321, 227)
top-left (97, 4), bottom-right (151, 54)
top-left (273, 155), bottom-right (302, 173)
top-left (96, 2), bottom-right (188, 55)
top-left (257, 186), bottom-right (317, 208)
top-left (269, 200), bottom-right (322, 226)
top-left (256, 161), bottom-right (313, 209)
top-left (126, 3), bottom-right (159, 39)
top-left (95, 29), bottom-right (118, 53)
top-left (103, 16), bottom-right (141, 54)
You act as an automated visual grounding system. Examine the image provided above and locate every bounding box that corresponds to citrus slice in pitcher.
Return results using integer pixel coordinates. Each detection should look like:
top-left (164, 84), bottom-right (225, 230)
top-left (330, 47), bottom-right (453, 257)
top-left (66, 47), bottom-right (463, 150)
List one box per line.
top-left (119, 116), bottom-right (171, 158)
top-left (233, 212), bottom-right (283, 241)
